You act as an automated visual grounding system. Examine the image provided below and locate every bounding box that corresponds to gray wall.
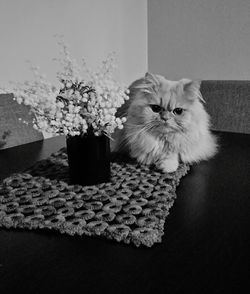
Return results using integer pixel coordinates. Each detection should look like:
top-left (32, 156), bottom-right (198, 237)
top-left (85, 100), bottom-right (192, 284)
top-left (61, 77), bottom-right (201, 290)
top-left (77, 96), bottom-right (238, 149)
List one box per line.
top-left (0, 0), bottom-right (148, 142)
top-left (148, 0), bottom-right (250, 80)
top-left (0, 0), bottom-right (147, 87)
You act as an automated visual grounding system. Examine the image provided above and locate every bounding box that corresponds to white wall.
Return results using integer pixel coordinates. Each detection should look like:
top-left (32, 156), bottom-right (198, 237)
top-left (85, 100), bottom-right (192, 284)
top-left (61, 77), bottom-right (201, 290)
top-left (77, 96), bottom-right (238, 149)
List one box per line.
top-left (0, 0), bottom-right (147, 86)
top-left (148, 0), bottom-right (250, 80)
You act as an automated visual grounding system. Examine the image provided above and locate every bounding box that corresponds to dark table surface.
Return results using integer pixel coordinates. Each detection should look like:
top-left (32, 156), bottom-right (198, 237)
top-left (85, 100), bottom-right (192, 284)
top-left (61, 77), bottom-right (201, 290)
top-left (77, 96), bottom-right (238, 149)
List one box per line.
top-left (0, 131), bottom-right (249, 294)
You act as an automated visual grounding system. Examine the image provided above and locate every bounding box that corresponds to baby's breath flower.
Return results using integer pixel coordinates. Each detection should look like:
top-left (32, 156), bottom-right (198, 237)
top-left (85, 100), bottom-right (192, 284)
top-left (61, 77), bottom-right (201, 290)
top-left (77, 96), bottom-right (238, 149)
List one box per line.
top-left (2, 39), bottom-right (129, 137)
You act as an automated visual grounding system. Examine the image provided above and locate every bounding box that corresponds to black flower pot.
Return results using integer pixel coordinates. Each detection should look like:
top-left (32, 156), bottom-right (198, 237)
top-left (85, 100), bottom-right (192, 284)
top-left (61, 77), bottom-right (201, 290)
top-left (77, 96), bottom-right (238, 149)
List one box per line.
top-left (66, 135), bottom-right (111, 186)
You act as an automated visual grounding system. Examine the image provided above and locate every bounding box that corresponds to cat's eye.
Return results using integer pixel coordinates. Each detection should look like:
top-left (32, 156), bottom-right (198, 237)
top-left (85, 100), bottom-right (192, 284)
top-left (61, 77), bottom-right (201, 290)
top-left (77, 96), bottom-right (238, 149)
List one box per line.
top-left (150, 104), bottom-right (162, 113)
top-left (173, 108), bottom-right (184, 115)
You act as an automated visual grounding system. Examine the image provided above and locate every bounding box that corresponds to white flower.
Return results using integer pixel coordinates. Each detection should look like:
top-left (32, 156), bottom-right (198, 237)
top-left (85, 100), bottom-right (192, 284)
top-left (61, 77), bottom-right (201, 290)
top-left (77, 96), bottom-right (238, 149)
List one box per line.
top-left (3, 40), bottom-right (130, 137)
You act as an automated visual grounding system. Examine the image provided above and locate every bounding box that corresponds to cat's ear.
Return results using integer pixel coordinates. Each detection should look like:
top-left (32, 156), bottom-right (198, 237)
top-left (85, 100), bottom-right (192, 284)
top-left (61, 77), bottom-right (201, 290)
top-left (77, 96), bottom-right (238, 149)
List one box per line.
top-left (129, 73), bottom-right (158, 94)
top-left (129, 77), bottom-right (154, 94)
top-left (181, 79), bottom-right (205, 103)
top-left (145, 72), bottom-right (155, 80)
top-left (145, 72), bottom-right (160, 86)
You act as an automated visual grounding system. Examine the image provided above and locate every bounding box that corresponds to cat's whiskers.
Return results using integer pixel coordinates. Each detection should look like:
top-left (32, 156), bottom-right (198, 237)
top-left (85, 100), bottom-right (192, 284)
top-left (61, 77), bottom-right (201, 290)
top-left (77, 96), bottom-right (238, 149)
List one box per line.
top-left (125, 123), bottom-right (152, 138)
top-left (119, 122), bottom-right (156, 148)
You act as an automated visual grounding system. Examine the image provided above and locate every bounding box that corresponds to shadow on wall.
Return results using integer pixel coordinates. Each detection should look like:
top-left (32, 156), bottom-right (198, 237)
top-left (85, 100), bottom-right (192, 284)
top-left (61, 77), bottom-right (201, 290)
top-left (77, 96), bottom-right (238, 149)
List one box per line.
top-left (0, 94), bottom-right (44, 149)
top-left (0, 130), bottom-right (11, 148)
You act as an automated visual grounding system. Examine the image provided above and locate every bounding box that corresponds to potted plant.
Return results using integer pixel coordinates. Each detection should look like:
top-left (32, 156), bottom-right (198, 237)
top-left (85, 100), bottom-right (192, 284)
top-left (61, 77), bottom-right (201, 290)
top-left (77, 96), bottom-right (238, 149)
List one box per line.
top-left (1, 38), bottom-right (129, 185)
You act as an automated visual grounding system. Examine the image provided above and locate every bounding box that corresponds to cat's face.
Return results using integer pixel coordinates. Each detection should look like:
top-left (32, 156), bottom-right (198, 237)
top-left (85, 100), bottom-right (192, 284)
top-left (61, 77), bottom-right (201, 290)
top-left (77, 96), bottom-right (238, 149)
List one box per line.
top-left (127, 73), bottom-right (204, 137)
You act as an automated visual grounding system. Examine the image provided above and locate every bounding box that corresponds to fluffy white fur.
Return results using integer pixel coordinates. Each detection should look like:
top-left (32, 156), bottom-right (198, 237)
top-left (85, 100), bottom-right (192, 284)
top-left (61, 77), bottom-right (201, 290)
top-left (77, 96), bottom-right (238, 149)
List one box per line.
top-left (113, 72), bottom-right (217, 172)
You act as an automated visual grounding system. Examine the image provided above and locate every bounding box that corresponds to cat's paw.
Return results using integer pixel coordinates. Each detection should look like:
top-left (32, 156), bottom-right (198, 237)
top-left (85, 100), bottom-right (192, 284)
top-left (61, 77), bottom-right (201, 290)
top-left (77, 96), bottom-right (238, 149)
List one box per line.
top-left (158, 158), bottom-right (179, 173)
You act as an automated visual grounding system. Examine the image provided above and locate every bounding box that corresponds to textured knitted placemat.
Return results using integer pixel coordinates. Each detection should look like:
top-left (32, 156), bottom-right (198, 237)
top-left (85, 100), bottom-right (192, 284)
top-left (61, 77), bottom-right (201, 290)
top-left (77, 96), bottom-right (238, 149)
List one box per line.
top-left (0, 148), bottom-right (190, 247)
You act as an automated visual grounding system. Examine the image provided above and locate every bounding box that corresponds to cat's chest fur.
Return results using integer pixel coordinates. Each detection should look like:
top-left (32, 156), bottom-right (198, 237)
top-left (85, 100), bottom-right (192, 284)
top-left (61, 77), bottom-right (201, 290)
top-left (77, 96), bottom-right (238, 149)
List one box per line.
top-left (129, 132), bottom-right (177, 164)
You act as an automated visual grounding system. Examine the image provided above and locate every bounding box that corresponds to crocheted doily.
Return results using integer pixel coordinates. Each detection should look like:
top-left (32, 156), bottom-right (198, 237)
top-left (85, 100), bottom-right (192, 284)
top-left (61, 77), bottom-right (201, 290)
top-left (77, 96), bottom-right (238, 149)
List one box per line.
top-left (0, 148), bottom-right (190, 247)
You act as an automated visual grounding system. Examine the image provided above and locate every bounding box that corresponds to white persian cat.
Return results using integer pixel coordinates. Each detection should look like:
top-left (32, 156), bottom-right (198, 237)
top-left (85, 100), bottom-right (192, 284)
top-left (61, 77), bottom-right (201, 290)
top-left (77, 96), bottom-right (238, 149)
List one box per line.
top-left (112, 72), bottom-right (217, 173)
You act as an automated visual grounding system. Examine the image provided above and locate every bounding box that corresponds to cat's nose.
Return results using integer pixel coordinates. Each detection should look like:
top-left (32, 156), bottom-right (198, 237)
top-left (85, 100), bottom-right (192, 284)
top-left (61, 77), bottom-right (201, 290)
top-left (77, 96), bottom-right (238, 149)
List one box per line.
top-left (161, 112), bottom-right (171, 121)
